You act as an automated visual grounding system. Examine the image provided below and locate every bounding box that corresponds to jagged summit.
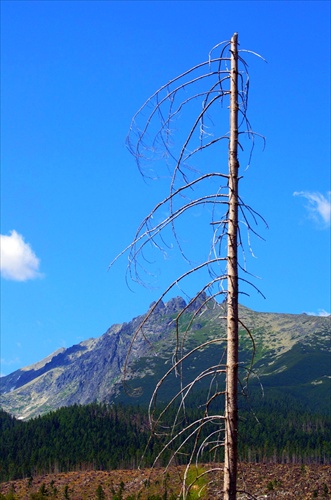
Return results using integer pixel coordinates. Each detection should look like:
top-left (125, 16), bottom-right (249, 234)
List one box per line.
top-left (0, 296), bottom-right (330, 420)
top-left (148, 292), bottom-right (218, 314)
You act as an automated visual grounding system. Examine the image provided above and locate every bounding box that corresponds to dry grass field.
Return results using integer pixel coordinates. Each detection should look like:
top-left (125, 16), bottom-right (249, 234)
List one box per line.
top-left (1, 463), bottom-right (330, 499)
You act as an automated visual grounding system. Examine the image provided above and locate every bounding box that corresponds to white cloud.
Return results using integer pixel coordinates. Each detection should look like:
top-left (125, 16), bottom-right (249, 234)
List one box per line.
top-left (293, 191), bottom-right (331, 227)
top-left (0, 230), bottom-right (43, 281)
top-left (307, 309), bottom-right (330, 317)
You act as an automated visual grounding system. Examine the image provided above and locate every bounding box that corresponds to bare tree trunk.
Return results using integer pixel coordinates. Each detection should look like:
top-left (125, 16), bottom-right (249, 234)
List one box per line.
top-left (224, 32), bottom-right (239, 500)
top-left (117, 31), bottom-right (266, 498)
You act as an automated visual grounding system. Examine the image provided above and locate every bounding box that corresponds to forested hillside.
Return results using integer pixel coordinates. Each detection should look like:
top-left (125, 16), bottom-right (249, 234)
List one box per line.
top-left (1, 396), bottom-right (330, 483)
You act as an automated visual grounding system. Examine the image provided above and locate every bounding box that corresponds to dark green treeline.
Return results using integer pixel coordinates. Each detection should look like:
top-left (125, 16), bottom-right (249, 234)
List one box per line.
top-left (1, 395), bottom-right (330, 482)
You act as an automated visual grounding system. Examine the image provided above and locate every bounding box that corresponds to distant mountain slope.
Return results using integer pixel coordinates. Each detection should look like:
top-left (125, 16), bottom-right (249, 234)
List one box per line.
top-left (1, 296), bottom-right (330, 419)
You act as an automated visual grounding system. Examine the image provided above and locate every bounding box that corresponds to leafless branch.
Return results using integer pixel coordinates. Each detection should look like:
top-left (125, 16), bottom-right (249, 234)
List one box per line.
top-left (111, 34), bottom-right (266, 499)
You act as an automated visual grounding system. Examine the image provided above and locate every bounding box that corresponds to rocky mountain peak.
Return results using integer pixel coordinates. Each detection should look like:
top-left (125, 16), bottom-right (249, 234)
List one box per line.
top-left (149, 292), bottom-right (215, 317)
top-left (1, 296), bottom-right (330, 420)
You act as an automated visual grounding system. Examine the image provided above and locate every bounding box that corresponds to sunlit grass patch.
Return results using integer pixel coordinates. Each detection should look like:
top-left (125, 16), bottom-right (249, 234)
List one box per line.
top-left (185, 465), bottom-right (208, 499)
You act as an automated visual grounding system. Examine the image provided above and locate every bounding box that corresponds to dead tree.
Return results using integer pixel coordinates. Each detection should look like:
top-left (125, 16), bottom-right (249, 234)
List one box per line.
top-left (111, 32), bottom-right (266, 499)
top-left (224, 32), bottom-right (240, 498)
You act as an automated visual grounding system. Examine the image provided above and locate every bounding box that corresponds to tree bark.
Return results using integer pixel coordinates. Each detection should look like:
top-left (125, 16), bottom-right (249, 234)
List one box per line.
top-left (224, 32), bottom-right (239, 500)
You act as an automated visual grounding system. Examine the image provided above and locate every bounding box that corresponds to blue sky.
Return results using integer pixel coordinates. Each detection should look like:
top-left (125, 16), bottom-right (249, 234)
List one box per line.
top-left (1, 0), bottom-right (330, 376)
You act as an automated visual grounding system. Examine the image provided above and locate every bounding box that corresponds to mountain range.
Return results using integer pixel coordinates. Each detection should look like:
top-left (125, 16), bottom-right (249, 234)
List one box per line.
top-left (1, 295), bottom-right (330, 420)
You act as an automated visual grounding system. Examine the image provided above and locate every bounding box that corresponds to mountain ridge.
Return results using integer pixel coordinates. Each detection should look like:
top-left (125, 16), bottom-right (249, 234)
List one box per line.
top-left (1, 295), bottom-right (330, 420)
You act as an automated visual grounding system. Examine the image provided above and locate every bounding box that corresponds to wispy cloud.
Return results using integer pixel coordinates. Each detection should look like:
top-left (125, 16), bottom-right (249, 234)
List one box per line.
top-left (0, 230), bottom-right (43, 281)
top-left (293, 191), bottom-right (331, 227)
top-left (307, 309), bottom-right (330, 317)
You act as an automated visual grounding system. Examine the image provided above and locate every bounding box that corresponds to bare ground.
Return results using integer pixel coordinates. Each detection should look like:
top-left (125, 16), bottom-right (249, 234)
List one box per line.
top-left (1, 463), bottom-right (330, 499)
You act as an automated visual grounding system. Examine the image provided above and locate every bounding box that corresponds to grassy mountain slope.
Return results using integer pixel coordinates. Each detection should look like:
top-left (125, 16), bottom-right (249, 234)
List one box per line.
top-left (1, 296), bottom-right (330, 419)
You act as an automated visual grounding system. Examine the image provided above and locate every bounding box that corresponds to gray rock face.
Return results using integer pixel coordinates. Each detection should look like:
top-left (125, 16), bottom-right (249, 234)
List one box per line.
top-left (0, 296), bottom-right (194, 419)
top-left (0, 295), bottom-right (330, 420)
